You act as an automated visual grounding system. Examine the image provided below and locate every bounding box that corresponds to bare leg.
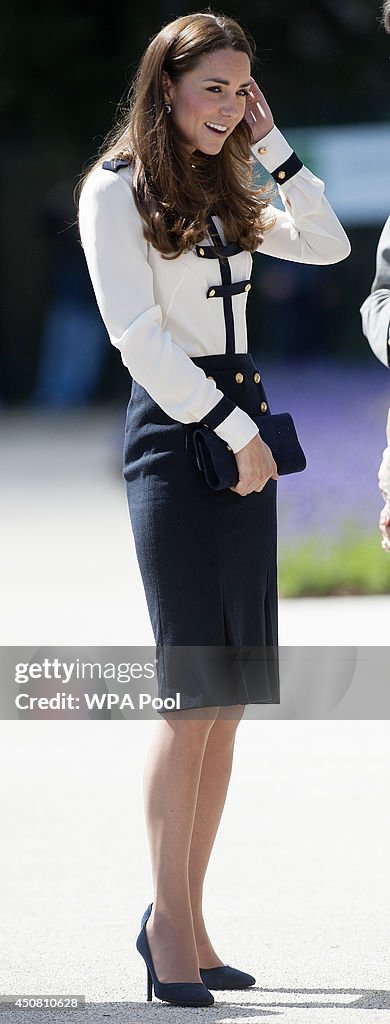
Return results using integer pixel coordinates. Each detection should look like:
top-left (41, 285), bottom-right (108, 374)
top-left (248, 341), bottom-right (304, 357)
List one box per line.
top-left (188, 704), bottom-right (245, 967)
top-left (142, 707), bottom-right (220, 983)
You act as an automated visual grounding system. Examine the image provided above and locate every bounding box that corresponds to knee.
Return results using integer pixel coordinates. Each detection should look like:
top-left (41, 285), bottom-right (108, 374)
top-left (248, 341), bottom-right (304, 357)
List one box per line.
top-left (210, 704), bottom-right (245, 739)
top-left (216, 703), bottom-right (245, 723)
top-left (160, 706), bottom-right (221, 741)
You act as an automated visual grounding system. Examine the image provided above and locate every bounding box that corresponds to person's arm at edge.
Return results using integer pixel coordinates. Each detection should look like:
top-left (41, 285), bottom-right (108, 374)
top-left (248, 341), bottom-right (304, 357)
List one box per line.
top-left (360, 215), bottom-right (390, 369)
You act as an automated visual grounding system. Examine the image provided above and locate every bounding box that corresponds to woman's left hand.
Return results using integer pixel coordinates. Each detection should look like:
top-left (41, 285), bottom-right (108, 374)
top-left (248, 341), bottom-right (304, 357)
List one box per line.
top-left (243, 78), bottom-right (275, 144)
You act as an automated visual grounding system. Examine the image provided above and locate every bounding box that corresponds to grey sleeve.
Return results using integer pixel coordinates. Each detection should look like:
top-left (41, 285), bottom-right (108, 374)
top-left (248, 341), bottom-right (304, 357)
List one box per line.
top-left (360, 215), bottom-right (390, 368)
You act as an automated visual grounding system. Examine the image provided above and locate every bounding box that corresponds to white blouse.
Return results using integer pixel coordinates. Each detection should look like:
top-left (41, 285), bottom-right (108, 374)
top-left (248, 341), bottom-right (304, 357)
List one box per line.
top-left (78, 124), bottom-right (351, 453)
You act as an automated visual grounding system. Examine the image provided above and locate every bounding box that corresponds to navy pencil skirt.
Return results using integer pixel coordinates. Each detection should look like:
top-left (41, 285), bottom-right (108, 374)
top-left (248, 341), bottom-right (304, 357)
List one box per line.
top-left (122, 352), bottom-right (280, 713)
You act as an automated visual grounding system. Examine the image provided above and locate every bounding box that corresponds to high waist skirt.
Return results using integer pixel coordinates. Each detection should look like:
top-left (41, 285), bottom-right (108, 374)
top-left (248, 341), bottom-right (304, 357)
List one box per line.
top-left (122, 352), bottom-right (280, 713)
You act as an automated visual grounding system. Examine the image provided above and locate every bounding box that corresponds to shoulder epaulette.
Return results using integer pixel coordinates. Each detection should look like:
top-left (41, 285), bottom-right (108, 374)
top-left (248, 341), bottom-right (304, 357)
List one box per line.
top-left (102, 158), bottom-right (130, 173)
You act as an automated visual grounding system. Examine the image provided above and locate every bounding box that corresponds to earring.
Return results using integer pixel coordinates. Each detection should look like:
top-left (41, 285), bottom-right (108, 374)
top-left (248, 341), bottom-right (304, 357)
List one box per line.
top-left (165, 102), bottom-right (172, 114)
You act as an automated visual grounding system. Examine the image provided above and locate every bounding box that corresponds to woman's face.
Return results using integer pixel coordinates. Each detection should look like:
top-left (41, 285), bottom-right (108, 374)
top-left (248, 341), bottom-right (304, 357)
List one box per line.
top-left (163, 48), bottom-right (251, 155)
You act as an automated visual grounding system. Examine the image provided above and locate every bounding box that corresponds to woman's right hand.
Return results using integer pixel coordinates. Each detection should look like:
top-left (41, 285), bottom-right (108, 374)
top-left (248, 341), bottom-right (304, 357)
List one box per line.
top-left (230, 432), bottom-right (278, 496)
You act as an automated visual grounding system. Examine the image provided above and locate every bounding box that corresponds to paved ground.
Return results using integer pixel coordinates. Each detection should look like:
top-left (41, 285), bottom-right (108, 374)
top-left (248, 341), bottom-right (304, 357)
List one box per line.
top-left (1, 720), bottom-right (389, 1024)
top-left (0, 409), bottom-right (389, 1023)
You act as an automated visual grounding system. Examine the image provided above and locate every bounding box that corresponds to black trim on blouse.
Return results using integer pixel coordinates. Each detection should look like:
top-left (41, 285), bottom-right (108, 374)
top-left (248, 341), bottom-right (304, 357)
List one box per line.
top-left (270, 152), bottom-right (303, 184)
top-left (207, 281), bottom-right (251, 299)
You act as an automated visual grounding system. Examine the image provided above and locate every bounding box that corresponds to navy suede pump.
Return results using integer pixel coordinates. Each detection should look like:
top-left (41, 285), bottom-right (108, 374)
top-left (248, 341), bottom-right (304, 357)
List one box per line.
top-left (139, 902), bottom-right (256, 993)
top-left (136, 904), bottom-right (214, 1006)
top-left (199, 965), bottom-right (256, 990)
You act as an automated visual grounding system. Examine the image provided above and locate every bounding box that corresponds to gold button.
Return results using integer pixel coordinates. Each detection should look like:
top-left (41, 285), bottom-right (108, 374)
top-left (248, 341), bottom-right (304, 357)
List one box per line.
top-left (258, 146), bottom-right (267, 154)
top-left (199, 247), bottom-right (205, 256)
top-left (235, 372), bottom-right (244, 384)
top-left (206, 375), bottom-right (215, 381)
top-left (209, 288), bottom-right (216, 297)
top-left (226, 445), bottom-right (232, 452)
top-left (253, 372), bottom-right (261, 383)
top-left (278, 170), bottom-right (286, 180)
top-left (260, 401), bottom-right (268, 412)
top-left (244, 283), bottom-right (251, 292)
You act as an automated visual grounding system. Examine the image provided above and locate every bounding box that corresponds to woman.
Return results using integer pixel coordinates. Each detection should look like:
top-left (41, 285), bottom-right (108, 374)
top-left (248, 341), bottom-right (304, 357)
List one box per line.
top-left (77, 11), bottom-right (350, 1009)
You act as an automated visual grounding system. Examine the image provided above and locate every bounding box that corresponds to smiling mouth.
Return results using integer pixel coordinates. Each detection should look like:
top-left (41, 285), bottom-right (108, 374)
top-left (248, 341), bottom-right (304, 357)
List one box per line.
top-left (204, 122), bottom-right (228, 134)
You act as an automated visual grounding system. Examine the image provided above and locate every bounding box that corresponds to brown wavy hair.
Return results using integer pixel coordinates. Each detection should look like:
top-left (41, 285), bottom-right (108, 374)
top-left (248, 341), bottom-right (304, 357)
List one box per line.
top-left (75, 11), bottom-right (278, 260)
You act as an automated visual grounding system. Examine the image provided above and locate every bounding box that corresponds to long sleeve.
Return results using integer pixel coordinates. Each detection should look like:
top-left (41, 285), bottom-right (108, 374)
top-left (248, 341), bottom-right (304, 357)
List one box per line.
top-left (78, 167), bottom-right (259, 454)
top-left (249, 125), bottom-right (351, 266)
top-left (360, 215), bottom-right (390, 369)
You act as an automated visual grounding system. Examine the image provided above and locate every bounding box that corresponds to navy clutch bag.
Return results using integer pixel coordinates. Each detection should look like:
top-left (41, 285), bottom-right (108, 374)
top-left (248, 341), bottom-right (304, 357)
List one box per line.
top-left (192, 412), bottom-right (307, 490)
